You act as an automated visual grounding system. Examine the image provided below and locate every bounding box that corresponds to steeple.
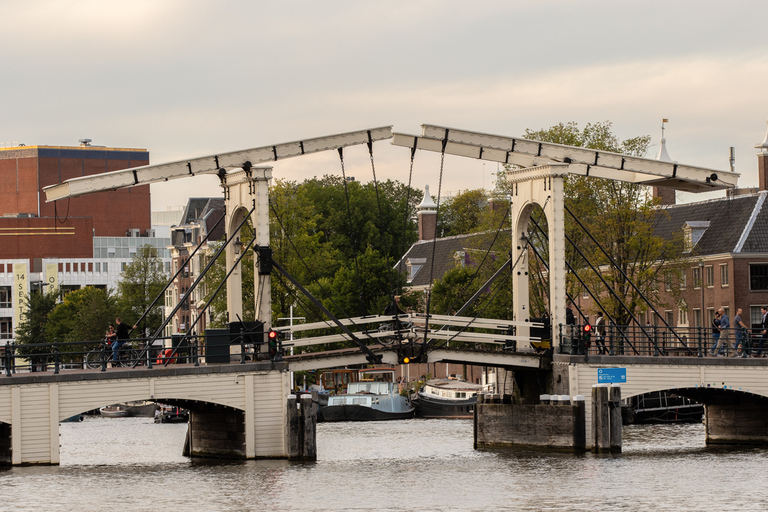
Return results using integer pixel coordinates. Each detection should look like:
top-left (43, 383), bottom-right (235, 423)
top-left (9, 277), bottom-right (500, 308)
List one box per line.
top-left (756, 117), bottom-right (768, 155)
top-left (653, 119), bottom-right (676, 205)
top-left (655, 118), bottom-right (674, 162)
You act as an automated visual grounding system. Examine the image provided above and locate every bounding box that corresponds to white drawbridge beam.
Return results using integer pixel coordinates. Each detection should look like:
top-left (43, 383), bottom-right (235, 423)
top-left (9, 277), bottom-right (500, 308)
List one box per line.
top-left (392, 124), bottom-right (738, 192)
top-left (43, 126), bottom-right (393, 202)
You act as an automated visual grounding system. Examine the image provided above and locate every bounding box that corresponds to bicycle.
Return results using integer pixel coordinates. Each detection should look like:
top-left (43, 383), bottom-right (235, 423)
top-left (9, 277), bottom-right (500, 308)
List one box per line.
top-left (85, 340), bottom-right (144, 368)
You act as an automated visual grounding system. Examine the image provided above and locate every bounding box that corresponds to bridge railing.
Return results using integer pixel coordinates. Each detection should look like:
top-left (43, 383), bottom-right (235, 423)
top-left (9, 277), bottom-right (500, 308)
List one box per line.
top-left (558, 324), bottom-right (763, 358)
top-left (1, 328), bottom-right (280, 376)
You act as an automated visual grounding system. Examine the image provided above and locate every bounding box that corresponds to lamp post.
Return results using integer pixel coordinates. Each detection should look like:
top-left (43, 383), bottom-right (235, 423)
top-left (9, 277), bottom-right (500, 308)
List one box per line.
top-left (699, 262), bottom-right (705, 328)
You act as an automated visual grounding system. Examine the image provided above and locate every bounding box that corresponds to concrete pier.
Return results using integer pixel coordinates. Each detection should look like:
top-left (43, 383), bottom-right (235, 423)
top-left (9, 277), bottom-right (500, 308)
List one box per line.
top-left (475, 393), bottom-right (586, 452)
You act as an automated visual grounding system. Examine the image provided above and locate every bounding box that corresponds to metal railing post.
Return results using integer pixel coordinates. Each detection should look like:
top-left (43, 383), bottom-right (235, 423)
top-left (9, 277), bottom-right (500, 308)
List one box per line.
top-left (609, 324), bottom-right (614, 356)
top-left (101, 339), bottom-right (108, 371)
top-left (53, 338), bottom-right (60, 374)
top-left (697, 326), bottom-right (703, 358)
top-left (4, 342), bottom-right (10, 377)
top-left (193, 331), bottom-right (200, 367)
top-left (240, 327), bottom-right (246, 364)
top-left (147, 336), bottom-right (153, 369)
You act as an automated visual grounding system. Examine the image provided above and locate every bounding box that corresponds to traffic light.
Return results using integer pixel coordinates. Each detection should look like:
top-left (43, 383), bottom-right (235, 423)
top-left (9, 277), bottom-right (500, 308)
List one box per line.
top-left (267, 329), bottom-right (279, 360)
top-left (398, 344), bottom-right (426, 364)
top-left (582, 324), bottom-right (592, 346)
top-left (257, 246), bottom-right (273, 275)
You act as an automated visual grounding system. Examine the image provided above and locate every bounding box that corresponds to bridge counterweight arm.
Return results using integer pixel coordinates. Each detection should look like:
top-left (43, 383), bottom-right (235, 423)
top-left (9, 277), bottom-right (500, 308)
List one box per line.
top-left (43, 126), bottom-right (393, 202)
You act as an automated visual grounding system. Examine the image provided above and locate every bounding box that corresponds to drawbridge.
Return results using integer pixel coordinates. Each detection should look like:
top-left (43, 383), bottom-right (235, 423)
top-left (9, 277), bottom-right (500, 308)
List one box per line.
top-left (42, 123), bottom-right (737, 369)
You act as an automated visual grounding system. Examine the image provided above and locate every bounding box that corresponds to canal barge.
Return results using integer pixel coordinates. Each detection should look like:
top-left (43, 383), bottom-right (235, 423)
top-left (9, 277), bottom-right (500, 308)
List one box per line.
top-left (415, 378), bottom-right (483, 419)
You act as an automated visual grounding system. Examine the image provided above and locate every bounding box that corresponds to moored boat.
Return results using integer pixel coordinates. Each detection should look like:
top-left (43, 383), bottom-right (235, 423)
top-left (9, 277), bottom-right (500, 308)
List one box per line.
top-left (125, 400), bottom-right (158, 417)
top-left (320, 368), bottom-right (414, 422)
top-left (154, 404), bottom-right (189, 423)
top-left (99, 404), bottom-right (131, 418)
top-left (415, 377), bottom-right (483, 419)
top-left (621, 391), bottom-right (704, 425)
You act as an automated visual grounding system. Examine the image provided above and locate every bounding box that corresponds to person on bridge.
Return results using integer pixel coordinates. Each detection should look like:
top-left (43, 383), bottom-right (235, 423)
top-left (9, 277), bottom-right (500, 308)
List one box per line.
top-left (594, 311), bottom-right (607, 355)
top-left (733, 308), bottom-right (749, 357)
top-left (113, 316), bottom-right (137, 363)
top-left (709, 311), bottom-right (722, 356)
top-left (718, 308), bottom-right (730, 355)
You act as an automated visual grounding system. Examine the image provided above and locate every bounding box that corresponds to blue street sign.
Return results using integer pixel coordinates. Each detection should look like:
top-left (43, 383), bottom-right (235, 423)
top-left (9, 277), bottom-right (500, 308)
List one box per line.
top-left (597, 367), bottom-right (626, 384)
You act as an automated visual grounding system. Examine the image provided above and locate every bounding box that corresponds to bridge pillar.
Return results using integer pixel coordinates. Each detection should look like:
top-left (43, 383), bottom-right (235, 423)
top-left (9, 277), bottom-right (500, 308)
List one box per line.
top-left (0, 422), bottom-right (10, 465)
top-left (509, 167), bottom-right (568, 352)
top-left (187, 403), bottom-right (247, 459)
top-left (705, 399), bottom-right (768, 445)
top-left (223, 167), bottom-right (273, 352)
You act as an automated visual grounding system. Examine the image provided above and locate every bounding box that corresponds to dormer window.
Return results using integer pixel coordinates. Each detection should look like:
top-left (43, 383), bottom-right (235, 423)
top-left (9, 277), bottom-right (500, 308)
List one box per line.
top-left (406, 258), bottom-right (426, 283)
top-left (682, 221), bottom-right (710, 252)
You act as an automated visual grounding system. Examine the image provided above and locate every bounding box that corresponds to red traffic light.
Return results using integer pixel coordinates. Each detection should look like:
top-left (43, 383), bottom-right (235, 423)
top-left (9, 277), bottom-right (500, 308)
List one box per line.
top-left (268, 330), bottom-right (278, 340)
top-left (583, 324), bottom-right (592, 333)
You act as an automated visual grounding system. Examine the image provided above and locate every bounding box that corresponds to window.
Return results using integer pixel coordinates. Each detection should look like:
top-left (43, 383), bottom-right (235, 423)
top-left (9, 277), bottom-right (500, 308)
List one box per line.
top-left (665, 274), bottom-right (672, 292)
top-left (0, 287), bottom-right (10, 308)
top-left (750, 306), bottom-right (767, 330)
top-left (750, 264), bottom-right (768, 291)
top-left (693, 308), bottom-right (701, 328)
top-left (720, 264), bottom-right (729, 287)
top-left (705, 265), bottom-right (714, 288)
top-left (103, 262), bottom-right (108, 273)
top-left (692, 267), bottom-right (701, 289)
top-left (681, 273), bottom-right (687, 290)
top-left (95, 262), bottom-right (101, 273)
top-left (0, 318), bottom-right (11, 339)
top-left (665, 310), bottom-right (674, 327)
top-left (582, 288), bottom-right (589, 299)
top-left (679, 306), bottom-right (688, 326)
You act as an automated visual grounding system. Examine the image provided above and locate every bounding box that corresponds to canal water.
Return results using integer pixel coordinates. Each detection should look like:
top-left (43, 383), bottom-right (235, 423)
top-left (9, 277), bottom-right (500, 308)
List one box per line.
top-left (2, 416), bottom-right (767, 511)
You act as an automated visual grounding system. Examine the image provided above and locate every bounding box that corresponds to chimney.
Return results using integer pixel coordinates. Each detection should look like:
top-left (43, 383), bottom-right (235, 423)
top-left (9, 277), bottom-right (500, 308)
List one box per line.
top-left (756, 118), bottom-right (768, 191)
top-left (417, 185), bottom-right (438, 241)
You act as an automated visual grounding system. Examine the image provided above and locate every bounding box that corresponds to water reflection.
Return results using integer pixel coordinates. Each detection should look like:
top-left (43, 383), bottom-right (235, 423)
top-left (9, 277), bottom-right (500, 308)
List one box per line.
top-left (1, 417), bottom-right (767, 511)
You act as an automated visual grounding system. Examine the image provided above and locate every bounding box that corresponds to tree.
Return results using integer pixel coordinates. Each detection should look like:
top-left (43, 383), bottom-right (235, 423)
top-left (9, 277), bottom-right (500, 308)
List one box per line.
top-left (116, 245), bottom-right (169, 337)
top-left (46, 286), bottom-right (116, 356)
top-left (518, 121), bottom-right (685, 326)
top-left (201, 177), bottom-right (422, 337)
top-left (14, 289), bottom-right (60, 370)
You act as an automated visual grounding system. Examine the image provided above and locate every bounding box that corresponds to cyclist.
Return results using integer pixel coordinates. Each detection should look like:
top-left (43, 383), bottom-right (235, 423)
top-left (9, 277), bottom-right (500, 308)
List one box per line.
top-left (113, 317), bottom-right (137, 364)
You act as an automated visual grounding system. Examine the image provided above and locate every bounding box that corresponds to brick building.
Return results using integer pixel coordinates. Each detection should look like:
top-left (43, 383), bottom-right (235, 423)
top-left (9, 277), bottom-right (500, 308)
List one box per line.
top-left (0, 141), bottom-right (170, 341)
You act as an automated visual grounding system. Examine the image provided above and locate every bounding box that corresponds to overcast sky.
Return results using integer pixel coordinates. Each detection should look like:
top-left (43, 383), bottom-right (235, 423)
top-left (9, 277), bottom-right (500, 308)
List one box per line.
top-left (4, 0), bottom-right (768, 210)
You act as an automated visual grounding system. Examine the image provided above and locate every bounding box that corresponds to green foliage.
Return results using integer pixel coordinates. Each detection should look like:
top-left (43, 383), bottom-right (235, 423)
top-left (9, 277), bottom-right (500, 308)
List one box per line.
top-left (202, 177), bottom-right (422, 342)
top-left (46, 286), bottom-right (116, 355)
top-left (14, 289), bottom-right (60, 365)
top-left (116, 245), bottom-right (169, 337)
top-left (518, 121), bottom-right (684, 325)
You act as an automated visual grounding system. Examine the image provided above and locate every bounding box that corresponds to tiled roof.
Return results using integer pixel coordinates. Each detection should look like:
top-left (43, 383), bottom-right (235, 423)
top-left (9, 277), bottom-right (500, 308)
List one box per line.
top-left (655, 192), bottom-right (767, 255)
top-left (396, 191), bottom-right (768, 287)
top-left (394, 231), bottom-right (508, 287)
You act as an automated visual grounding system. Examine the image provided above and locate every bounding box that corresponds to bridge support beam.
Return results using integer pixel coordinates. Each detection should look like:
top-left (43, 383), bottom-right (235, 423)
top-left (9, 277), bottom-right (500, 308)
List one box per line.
top-left (705, 399), bottom-right (768, 445)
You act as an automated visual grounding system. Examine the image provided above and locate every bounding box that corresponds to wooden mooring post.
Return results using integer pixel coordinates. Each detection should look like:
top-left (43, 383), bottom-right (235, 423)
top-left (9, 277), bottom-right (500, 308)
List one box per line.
top-left (287, 394), bottom-right (317, 461)
top-left (592, 383), bottom-right (622, 453)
